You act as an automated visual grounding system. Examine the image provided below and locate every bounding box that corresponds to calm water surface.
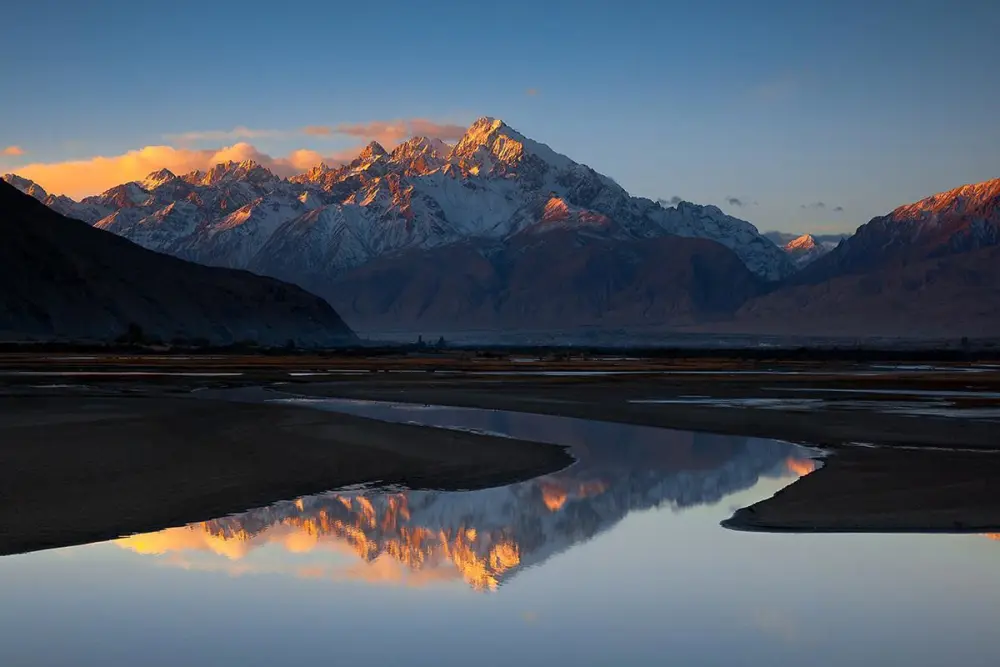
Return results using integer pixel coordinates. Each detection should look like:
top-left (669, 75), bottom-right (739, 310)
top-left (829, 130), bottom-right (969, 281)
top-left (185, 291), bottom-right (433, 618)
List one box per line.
top-left (0, 401), bottom-right (997, 666)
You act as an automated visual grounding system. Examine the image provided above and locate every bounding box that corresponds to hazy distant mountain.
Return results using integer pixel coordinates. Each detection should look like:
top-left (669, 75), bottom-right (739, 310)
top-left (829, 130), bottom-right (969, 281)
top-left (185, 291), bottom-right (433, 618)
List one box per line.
top-left (763, 231), bottom-right (847, 267)
top-left (735, 179), bottom-right (1000, 337)
top-left (5, 118), bottom-right (792, 333)
top-left (0, 181), bottom-right (355, 345)
top-left (763, 231), bottom-right (849, 247)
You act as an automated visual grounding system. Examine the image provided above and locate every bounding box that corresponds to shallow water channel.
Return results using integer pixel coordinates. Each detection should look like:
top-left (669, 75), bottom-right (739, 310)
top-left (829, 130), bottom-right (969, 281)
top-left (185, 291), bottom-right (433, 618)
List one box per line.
top-left (0, 399), bottom-right (997, 666)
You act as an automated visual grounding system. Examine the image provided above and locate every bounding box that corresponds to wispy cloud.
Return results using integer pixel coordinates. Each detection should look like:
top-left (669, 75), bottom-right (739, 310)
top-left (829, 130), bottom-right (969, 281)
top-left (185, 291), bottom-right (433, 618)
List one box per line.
top-left (302, 125), bottom-right (334, 136)
top-left (726, 196), bottom-right (745, 207)
top-left (408, 120), bottom-right (467, 141)
top-left (656, 195), bottom-right (683, 206)
top-left (334, 120), bottom-right (410, 145)
top-left (336, 119), bottom-right (466, 145)
top-left (801, 201), bottom-right (844, 213)
top-left (168, 118), bottom-right (467, 147)
top-left (2, 145), bottom-right (24, 156)
top-left (166, 127), bottom-right (287, 143)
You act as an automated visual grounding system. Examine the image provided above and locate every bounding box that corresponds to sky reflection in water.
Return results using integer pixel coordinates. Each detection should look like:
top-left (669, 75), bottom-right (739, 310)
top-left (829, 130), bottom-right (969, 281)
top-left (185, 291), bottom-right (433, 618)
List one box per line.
top-left (0, 403), bottom-right (997, 667)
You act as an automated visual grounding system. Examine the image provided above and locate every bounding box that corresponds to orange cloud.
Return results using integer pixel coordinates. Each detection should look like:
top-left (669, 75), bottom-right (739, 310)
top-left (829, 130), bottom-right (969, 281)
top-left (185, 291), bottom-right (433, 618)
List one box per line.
top-left (169, 119), bottom-right (466, 146)
top-left (407, 120), bottom-right (467, 141)
top-left (11, 116), bottom-right (471, 197)
top-left (302, 125), bottom-right (333, 136)
top-left (166, 127), bottom-right (286, 143)
top-left (336, 118), bottom-right (466, 144)
top-left (13, 142), bottom-right (362, 199)
top-left (335, 120), bottom-right (411, 145)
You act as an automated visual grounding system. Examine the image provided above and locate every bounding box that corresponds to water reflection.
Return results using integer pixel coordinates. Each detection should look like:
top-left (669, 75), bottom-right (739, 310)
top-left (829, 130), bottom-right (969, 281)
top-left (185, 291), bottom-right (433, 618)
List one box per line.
top-left (6, 405), bottom-right (999, 667)
top-left (116, 406), bottom-right (817, 591)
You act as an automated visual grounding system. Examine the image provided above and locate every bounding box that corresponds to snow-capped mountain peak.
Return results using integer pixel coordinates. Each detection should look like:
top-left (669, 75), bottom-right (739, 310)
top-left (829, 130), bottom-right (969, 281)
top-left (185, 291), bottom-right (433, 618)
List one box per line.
top-left (141, 168), bottom-right (178, 191)
top-left (388, 136), bottom-right (449, 176)
top-left (1, 173), bottom-right (48, 200)
top-left (357, 141), bottom-right (389, 163)
top-left (449, 116), bottom-right (575, 177)
top-left (90, 182), bottom-right (151, 208)
top-left (449, 116), bottom-right (506, 156)
top-left (187, 159), bottom-right (278, 187)
top-left (784, 234), bottom-right (817, 251)
top-left (289, 163), bottom-right (335, 186)
top-left (391, 136), bottom-right (449, 160)
top-left (762, 232), bottom-right (845, 268)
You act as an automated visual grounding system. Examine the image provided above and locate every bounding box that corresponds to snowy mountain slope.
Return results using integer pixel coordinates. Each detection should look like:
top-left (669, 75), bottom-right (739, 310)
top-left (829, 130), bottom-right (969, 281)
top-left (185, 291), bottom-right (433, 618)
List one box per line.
top-left (195, 193), bottom-right (320, 269)
top-left (3, 173), bottom-right (112, 223)
top-left (5, 118), bottom-right (791, 282)
top-left (271, 117), bottom-right (793, 282)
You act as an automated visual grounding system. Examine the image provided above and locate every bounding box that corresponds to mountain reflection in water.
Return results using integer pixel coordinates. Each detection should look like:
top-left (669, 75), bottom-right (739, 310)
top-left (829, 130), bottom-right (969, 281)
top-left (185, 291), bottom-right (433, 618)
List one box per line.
top-left (117, 409), bottom-right (817, 591)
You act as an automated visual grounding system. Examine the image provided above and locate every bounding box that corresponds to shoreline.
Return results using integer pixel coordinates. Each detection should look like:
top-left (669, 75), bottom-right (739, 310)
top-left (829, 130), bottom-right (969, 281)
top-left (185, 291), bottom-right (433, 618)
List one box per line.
top-left (724, 445), bottom-right (1000, 533)
top-left (284, 376), bottom-right (1000, 451)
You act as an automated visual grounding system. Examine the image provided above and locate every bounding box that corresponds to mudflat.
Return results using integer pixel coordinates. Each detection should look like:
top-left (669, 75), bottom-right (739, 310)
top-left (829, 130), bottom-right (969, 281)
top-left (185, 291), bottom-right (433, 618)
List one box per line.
top-left (0, 393), bottom-right (572, 556)
top-left (724, 445), bottom-right (1000, 533)
top-left (5, 350), bottom-right (997, 448)
top-left (286, 371), bottom-right (1000, 450)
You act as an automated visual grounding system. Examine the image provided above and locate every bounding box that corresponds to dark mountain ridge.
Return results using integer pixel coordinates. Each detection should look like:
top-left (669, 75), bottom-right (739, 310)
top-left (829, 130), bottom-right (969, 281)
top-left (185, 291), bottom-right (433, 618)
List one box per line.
top-left (324, 231), bottom-right (763, 332)
top-left (0, 182), bottom-right (355, 346)
top-left (728, 178), bottom-right (1000, 337)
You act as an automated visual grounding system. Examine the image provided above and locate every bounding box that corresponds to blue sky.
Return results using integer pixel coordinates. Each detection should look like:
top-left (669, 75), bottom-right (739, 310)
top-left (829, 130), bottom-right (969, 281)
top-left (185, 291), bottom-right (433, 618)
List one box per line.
top-left (2, 0), bottom-right (998, 233)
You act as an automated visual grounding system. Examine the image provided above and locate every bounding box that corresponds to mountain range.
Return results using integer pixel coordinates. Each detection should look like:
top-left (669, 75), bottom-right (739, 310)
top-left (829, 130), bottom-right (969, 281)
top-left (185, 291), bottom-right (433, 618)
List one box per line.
top-left (3, 118), bottom-right (793, 334)
top-left (735, 179), bottom-right (1000, 337)
top-left (0, 181), bottom-right (355, 346)
top-left (5, 118), bottom-right (999, 339)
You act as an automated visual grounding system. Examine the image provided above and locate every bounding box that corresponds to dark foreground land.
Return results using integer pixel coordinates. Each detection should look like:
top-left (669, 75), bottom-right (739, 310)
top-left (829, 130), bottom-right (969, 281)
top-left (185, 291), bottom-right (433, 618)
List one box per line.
top-left (725, 446), bottom-right (1000, 533)
top-left (2, 350), bottom-right (1000, 553)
